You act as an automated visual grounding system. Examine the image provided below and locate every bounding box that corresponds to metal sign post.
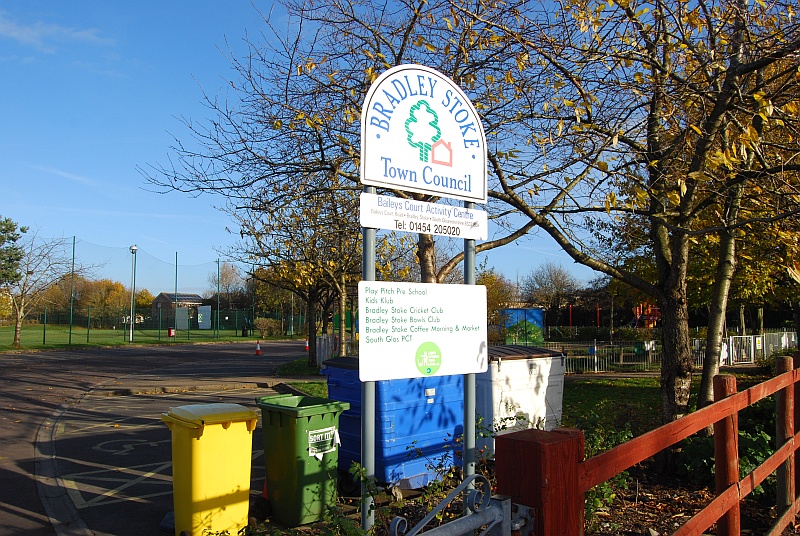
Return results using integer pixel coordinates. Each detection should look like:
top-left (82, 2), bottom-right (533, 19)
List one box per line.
top-left (361, 185), bottom-right (377, 530)
top-left (464, 200), bottom-right (476, 483)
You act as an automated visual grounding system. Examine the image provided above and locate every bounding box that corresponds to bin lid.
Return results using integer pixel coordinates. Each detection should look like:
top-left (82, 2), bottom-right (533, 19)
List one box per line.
top-left (256, 394), bottom-right (349, 417)
top-left (322, 357), bottom-right (359, 370)
top-left (488, 345), bottom-right (563, 361)
top-left (166, 403), bottom-right (258, 426)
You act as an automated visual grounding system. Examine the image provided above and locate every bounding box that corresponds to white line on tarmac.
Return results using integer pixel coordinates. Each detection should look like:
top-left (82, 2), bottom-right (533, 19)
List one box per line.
top-left (62, 461), bottom-right (173, 510)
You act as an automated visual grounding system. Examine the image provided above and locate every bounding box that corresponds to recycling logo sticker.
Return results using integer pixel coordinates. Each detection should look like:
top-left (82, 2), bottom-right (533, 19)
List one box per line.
top-left (415, 341), bottom-right (442, 376)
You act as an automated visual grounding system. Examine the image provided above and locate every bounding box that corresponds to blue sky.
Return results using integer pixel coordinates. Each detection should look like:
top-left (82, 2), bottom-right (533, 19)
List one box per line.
top-left (0, 2), bottom-right (597, 295)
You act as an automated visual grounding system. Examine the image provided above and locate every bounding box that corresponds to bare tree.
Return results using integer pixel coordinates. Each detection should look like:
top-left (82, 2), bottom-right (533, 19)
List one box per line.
top-left (521, 261), bottom-right (581, 326)
top-left (7, 231), bottom-right (83, 347)
top-left (208, 262), bottom-right (244, 307)
top-left (143, 0), bottom-right (536, 283)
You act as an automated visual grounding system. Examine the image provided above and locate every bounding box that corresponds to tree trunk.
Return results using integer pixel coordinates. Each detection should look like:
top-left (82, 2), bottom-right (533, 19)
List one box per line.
top-left (12, 300), bottom-right (24, 347)
top-left (649, 214), bottom-right (693, 424)
top-left (698, 225), bottom-right (737, 409)
top-left (307, 289), bottom-right (318, 367)
top-left (739, 304), bottom-right (746, 335)
top-left (14, 316), bottom-right (23, 347)
top-left (338, 274), bottom-right (347, 357)
top-left (755, 307), bottom-right (764, 335)
top-left (659, 292), bottom-right (694, 422)
top-left (417, 233), bottom-right (436, 283)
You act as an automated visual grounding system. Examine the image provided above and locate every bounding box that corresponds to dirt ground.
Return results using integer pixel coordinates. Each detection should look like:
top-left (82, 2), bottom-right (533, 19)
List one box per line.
top-left (591, 462), bottom-right (799, 535)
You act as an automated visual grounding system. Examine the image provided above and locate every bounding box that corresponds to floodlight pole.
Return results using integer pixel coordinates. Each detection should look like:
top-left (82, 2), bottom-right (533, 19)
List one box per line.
top-left (68, 236), bottom-right (75, 346)
top-left (129, 245), bottom-right (138, 343)
top-left (217, 259), bottom-right (221, 338)
top-left (174, 252), bottom-right (178, 333)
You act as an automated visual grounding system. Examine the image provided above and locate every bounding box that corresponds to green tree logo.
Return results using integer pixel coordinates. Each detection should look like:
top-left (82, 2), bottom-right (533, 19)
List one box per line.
top-left (405, 100), bottom-right (441, 162)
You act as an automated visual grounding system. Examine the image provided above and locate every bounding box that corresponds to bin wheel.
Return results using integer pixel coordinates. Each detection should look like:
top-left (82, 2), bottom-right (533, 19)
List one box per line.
top-left (250, 495), bottom-right (272, 521)
top-left (338, 469), bottom-right (360, 496)
top-left (180, 532), bottom-right (189, 536)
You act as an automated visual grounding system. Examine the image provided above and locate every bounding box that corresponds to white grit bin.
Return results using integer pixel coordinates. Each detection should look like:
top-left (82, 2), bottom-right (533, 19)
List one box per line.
top-left (476, 346), bottom-right (566, 455)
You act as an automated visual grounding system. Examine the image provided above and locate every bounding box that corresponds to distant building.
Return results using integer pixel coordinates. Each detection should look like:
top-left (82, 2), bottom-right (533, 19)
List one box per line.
top-left (499, 308), bottom-right (545, 345)
top-left (151, 292), bottom-right (204, 321)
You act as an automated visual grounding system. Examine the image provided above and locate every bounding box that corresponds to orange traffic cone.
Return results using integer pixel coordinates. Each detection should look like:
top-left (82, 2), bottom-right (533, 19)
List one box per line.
top-left (304, 338), bottom-right (309, 351)
top-left (255, 341), bottom-right (262, 355)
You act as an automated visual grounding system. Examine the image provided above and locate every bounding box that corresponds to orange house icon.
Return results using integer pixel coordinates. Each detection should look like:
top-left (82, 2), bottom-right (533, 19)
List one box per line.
top-left (431, 140), bottom-right (453, 167)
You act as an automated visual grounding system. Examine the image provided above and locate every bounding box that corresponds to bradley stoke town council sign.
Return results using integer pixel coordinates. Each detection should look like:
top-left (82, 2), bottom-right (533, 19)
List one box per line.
top-left (361, 64), bottom-right (488, 204)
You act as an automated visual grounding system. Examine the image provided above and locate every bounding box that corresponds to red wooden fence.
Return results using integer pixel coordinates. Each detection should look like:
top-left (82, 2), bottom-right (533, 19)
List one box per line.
top-left (495, 354), bottom-right (800, 536)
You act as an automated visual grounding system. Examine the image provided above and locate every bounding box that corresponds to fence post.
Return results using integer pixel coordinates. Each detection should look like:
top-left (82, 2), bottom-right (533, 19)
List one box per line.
top-left (777, 355), bottom-right (795, 512)
top-left (713, 374), bottom-right (739, 536)
top-left (795, 352), bottom-right (800, 501)
top-left (495, 428), bottom-right (585, 536)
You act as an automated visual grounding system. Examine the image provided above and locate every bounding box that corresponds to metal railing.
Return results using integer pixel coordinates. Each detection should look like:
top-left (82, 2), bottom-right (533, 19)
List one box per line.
top-left (540, 331), bottom-right (797, 373)
top-left (541, 340), bottom-right (661, 373)
top-left (389, 475), bottom-right (513, 536)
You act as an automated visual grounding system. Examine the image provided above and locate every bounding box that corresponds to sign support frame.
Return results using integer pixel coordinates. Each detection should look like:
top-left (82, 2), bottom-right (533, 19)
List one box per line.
top-left (358, 64), bottom-right (486, 529)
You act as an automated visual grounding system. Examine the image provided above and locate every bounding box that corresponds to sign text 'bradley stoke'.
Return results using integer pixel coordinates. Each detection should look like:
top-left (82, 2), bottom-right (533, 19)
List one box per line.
top-left (367, 74), bottom-right (482, 147)
top-left (360, 65), bottom-right (487, 204)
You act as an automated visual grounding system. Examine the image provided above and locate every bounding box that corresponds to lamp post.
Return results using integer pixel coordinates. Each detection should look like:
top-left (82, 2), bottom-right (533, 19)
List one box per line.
top-left (129, 245), bottom-right (138, 343)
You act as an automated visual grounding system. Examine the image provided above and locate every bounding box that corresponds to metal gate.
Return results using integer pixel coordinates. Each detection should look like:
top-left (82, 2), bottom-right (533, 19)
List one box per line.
top-left (728, 335), bottom-right (756, 364)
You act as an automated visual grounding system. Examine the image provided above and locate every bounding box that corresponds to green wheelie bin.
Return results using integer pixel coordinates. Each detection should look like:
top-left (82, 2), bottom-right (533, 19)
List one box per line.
top-left (255, 394), bottom-right (349, 526)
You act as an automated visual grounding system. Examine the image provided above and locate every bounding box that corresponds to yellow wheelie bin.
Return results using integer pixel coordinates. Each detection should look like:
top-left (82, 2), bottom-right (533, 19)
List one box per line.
top-left (162, 403), bottom-right (259, 536)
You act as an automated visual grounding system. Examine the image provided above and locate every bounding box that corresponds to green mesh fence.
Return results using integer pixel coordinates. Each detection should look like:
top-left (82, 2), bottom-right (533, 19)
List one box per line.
top-left (1, 307), bottom-right (305, 348)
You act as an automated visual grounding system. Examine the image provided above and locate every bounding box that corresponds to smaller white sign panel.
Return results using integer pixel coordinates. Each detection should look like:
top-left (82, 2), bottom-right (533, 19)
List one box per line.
top-left (175, 307), bottom-right (189, 330)
top-left (359, 281), bottom-right (488, 381)
top-left (197, 305), bottom-right (212, 330)
top-left (360, 192), bottom-right (487, 240)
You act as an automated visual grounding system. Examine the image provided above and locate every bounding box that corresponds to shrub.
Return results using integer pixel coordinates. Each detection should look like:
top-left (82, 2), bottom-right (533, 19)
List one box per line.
top-left (573, 403), bottom-right (633, 529)
top-left (613, 326), bottom-right (659, 341)
top-left (755, 347), bottom-right (796, 373)
top-left (253, 317), bottom-right (280, 338)
top-left (674, 396), bottom-right (777, 496)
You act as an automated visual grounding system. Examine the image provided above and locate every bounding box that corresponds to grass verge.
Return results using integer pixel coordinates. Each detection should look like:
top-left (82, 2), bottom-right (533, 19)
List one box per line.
top-left (276, 358), bottom-right (328, 398)
top-left (0, 324), bottom-right (299, 352)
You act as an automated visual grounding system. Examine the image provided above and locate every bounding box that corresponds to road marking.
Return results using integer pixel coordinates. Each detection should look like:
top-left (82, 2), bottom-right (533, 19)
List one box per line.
top-left (92, 438), bottom-right (170, 455)
top-left (63, 461), bottom-right (173, 509)
top-left (62, 417), bottom-right (157, 436)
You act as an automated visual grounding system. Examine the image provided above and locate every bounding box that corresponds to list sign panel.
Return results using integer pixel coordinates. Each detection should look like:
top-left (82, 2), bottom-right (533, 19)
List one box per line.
top-left (358, 281), bottom-right (487, 381)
